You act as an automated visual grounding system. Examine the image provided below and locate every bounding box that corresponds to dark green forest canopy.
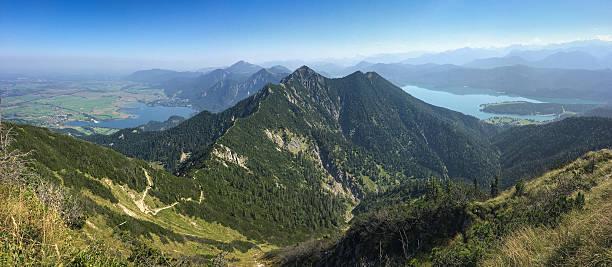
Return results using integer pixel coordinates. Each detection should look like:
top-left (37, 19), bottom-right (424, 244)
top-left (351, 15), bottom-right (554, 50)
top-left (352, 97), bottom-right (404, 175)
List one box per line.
top-left (84, 90), bottom-right (264, 172)
top-left (491, 116), bottom-right (612, 188)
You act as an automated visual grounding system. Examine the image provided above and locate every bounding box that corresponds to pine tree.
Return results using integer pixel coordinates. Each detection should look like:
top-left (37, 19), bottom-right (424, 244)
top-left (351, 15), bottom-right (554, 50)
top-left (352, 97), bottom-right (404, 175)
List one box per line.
top-left (490, 176), bottom-right (500, 197)
top-left (513, 179), bottom-right (525, 198)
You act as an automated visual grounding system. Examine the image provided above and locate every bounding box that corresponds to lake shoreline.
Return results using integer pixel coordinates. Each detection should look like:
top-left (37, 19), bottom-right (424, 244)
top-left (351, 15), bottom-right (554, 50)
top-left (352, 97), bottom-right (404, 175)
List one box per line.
top-left (401, 85), bottom-right (558, 122)
top-left (65, 102), bottom-right (197, 129)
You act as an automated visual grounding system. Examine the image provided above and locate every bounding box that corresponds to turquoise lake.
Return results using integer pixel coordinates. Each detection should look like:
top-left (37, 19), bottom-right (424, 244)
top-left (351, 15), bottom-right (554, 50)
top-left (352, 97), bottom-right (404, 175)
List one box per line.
top-left (402, 85), bottom-right (556, 121)
top-left (66, 86), bottom-right (577, 129)
top-left (67, 102), bottom-right (197, 129)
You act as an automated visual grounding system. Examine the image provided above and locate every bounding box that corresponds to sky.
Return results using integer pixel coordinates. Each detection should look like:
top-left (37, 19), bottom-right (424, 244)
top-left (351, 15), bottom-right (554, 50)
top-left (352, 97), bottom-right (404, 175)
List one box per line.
top-left (1, 0), bottom-right (612, 72)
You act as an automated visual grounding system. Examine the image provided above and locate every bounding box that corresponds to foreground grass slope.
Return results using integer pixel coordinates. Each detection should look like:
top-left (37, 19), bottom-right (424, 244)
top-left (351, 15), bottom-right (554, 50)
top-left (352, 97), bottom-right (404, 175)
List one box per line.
top-left (480, 151), bottom-right (612, 266)
top-left (279, 149), bottom-right (612, 266)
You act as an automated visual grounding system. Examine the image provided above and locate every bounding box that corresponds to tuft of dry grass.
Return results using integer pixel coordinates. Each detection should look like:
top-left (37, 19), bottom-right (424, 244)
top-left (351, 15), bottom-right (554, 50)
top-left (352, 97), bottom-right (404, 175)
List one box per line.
top-left (0, 125), bottom-right (119, 265)
top-left (0, 183), bottom-right (71, 265)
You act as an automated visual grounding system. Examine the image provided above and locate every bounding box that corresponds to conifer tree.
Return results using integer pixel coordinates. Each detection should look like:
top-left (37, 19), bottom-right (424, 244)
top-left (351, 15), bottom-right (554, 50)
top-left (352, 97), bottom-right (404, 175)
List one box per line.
top-left (490, 176), bottom-right (500, 197)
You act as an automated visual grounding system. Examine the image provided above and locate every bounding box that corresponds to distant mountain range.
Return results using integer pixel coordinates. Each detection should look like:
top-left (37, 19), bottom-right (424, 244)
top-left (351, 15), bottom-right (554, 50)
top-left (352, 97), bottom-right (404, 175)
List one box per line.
top-left (316, 62), bottom-right (612, 103)
top-left (121, 40), bottom-right (612, 115)
top-left (465, 51), bottom-right (612, 69)
top-left (125, 61), bottom-right (291, 112)
top-left (257, 39), bottom-right (612, 77)
top-left (124, 69), bottom-right (202, 83)
top-left (401, 47), bottom-right (505, 65)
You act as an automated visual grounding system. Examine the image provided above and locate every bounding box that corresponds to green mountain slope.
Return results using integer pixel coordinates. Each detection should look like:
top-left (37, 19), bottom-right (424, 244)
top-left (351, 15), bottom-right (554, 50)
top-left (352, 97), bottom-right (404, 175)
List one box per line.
top-left (174, 66), bottom-right (503, 244)
top-left (84, 67), bottom-right (505, 250)
top-left (85, 92), bottom-right (263, 172)
top-left (5, 122), bottom-right (267, 264)
top-left (91, 66), bottom-right (501, 198)
top-left (279, 149), bottom-right (612, 266)
top-left (492, 116), bottom-right (612, 188)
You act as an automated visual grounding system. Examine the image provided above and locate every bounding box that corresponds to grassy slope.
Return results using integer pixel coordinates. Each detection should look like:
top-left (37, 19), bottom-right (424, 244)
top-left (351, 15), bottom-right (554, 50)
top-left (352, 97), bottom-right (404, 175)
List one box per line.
top-left (435, 149), bottom-right (612, 266)
top-left (0, 183), bottom-right (124, 266)
top-left (6, 122), bottom-right (271, 264)
top-left (481, 150), bottom-right (612, 266)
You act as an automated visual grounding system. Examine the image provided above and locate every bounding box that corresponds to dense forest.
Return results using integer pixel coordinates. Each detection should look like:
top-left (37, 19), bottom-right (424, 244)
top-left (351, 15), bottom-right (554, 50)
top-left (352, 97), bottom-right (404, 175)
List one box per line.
top-left (491, 116), bottom-right (612, 188)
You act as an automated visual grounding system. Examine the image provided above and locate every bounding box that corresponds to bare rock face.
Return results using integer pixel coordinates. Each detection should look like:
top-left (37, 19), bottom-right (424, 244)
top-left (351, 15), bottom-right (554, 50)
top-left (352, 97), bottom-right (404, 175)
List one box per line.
top-left (212, 144), bottom-right (248, 170)
top-left (264, 128), bottom-right (356, 201)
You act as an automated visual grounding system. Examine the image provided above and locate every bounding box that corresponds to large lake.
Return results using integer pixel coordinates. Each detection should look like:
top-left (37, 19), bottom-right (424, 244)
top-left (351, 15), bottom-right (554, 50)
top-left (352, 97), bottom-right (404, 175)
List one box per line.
top-left (402, 85), bottom-right (555, 121)
top-left (67, 102), bottom-right (197, 128)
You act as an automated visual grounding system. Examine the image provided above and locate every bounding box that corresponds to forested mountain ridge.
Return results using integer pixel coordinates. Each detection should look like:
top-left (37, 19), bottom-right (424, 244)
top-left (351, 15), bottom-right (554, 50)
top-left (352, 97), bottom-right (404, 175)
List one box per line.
top-left (85, 87), bottom-right (265, 172)
top-left (91, 66), bottom-right (502, 199)
top-left (171, 66), bottom-right (505, 244)
top-left (275, 67), bottom-right (501, 188)
top-left (491, 116), bottom-right (612, 188)
top-left (83, 66), bottom-right (510, 251)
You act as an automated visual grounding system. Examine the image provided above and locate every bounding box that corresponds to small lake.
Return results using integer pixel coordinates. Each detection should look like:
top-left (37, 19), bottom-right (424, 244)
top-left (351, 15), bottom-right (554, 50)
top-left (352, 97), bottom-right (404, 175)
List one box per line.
top-left (402, 85), bottom-right (555, 121)
top-left (66, 102), bottom-right (197, 128)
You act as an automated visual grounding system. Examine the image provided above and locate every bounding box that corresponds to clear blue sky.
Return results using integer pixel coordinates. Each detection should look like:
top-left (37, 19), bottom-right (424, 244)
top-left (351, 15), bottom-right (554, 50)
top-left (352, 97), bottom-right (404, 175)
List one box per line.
top-left (1, 0), bottom-right (611, 72)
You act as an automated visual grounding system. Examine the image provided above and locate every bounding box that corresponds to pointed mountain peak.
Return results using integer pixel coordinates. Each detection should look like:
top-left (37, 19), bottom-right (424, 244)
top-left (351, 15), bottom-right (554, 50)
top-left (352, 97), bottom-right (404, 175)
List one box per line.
top-left (267, 65), bottom-right (292, 74)
top-left (229, 60), bottom-right (250, 67)
top-left (355, 60), bottom-right (374, 68)
top-left (226, 61), bottom-right (263, 74)
top-left (295, 65), bottom-right (317, 75)
top-left (281, 65), bottom-right (325, 84)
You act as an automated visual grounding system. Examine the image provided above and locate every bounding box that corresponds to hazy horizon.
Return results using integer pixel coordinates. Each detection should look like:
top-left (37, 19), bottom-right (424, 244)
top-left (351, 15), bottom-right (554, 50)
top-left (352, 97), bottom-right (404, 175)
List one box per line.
top-left (2, 0), bottom-right (612, 73)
